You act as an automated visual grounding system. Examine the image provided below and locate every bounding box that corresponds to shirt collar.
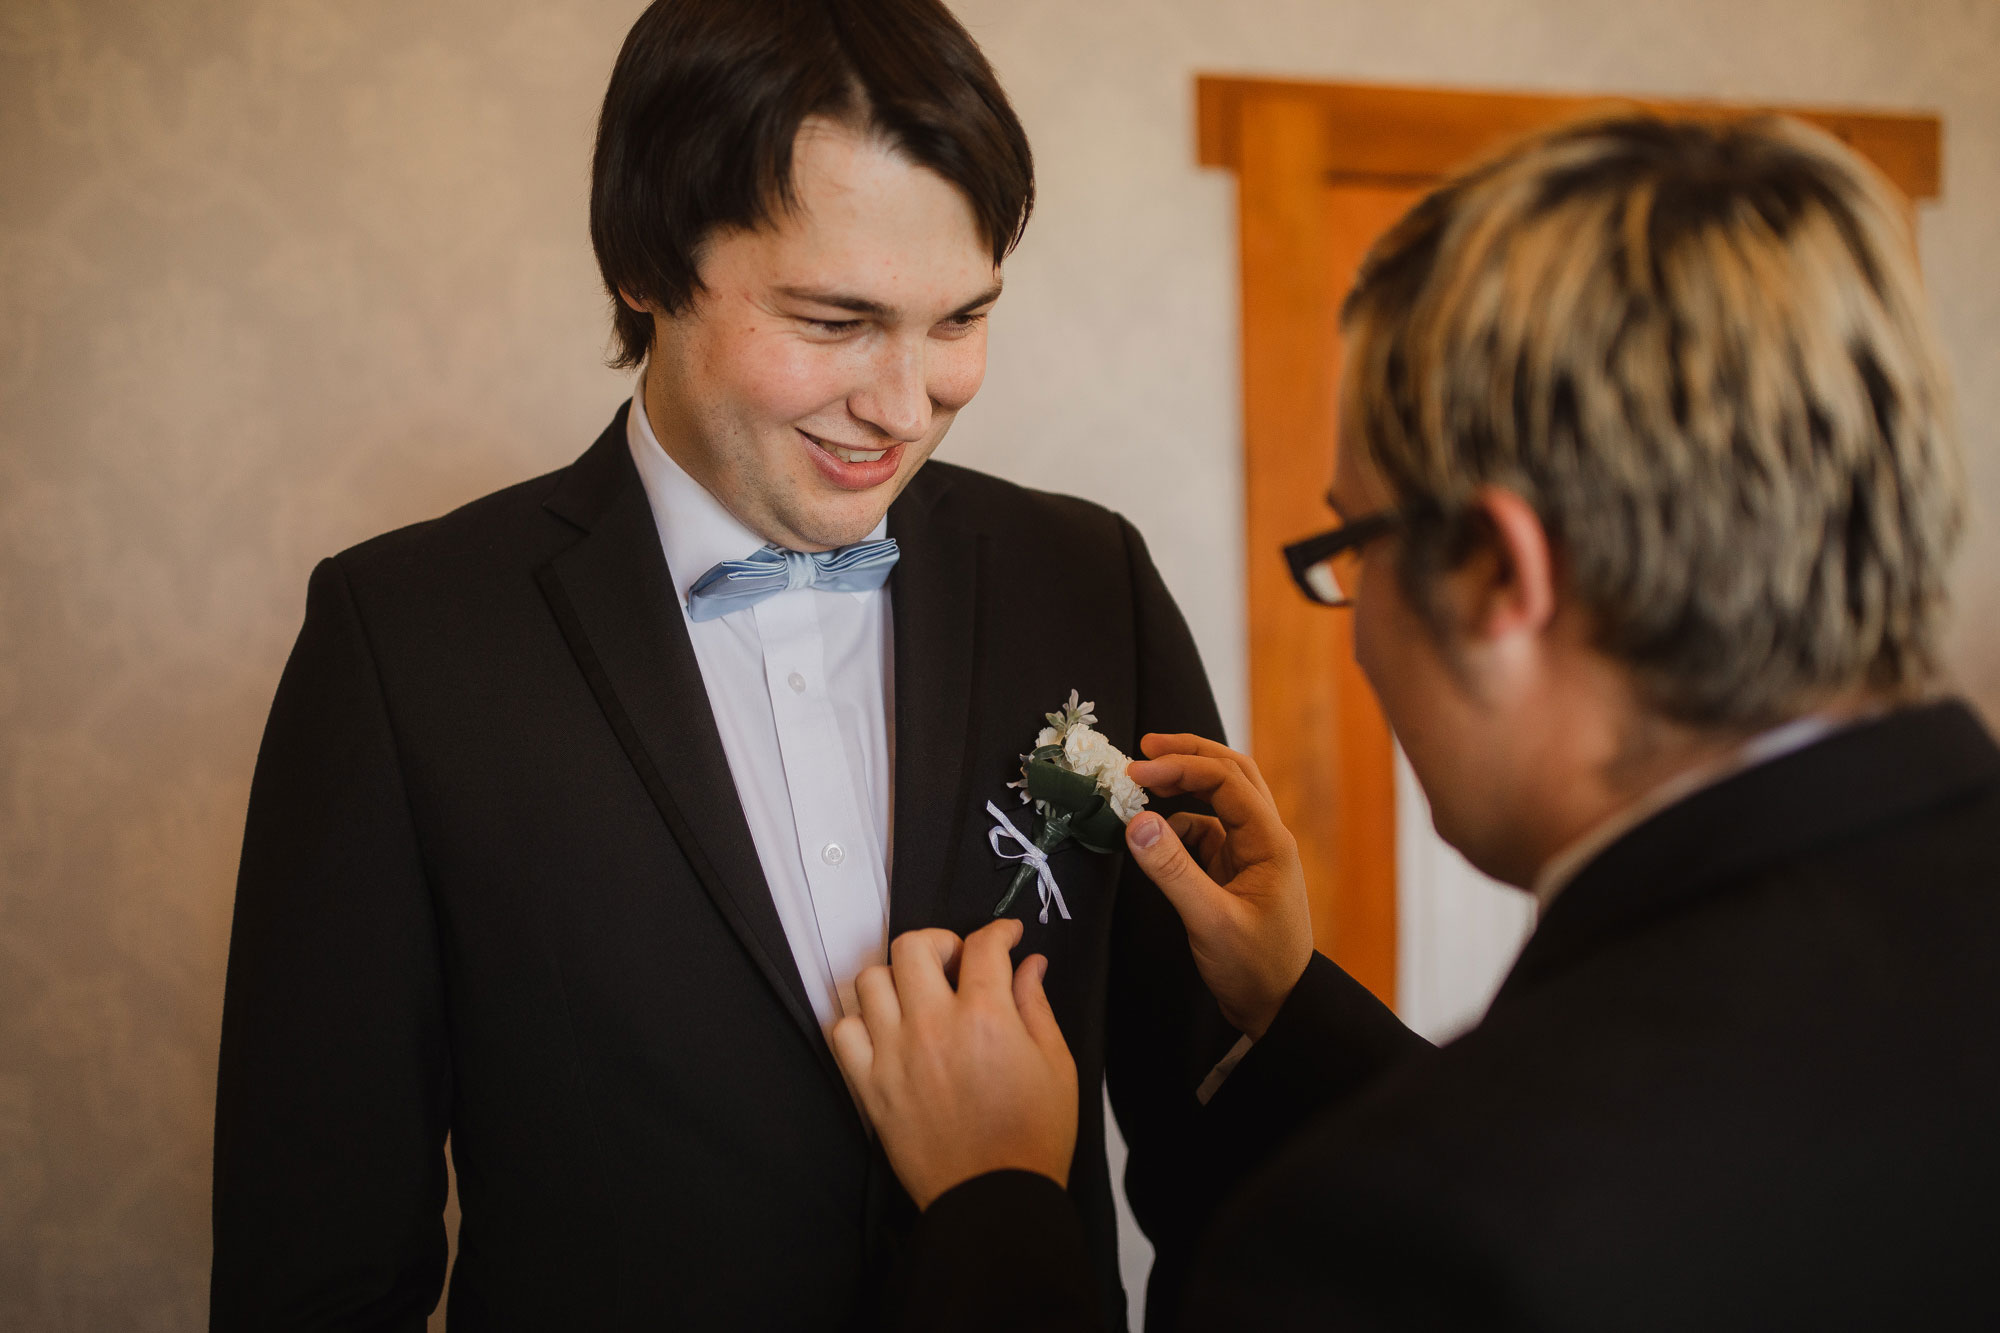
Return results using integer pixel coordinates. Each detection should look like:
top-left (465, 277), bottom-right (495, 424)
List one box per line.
top-left (624, 371), bottom-right (888, 609)
top-left (1529, 712), bottom-right (1854, 911)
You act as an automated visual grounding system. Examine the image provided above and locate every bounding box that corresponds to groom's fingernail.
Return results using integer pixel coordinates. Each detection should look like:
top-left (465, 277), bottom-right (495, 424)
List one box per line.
top-left (1130, 814), bottom-right (1163, 849)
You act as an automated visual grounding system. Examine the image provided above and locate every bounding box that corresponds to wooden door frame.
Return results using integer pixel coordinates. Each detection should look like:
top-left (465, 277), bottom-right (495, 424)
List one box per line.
top-left (1200, 76), bottom-right (1941, 1008)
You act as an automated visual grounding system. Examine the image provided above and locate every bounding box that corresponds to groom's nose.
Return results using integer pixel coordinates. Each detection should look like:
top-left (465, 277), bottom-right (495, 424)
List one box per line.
top-left (848, 343), bottom-right (934, 443)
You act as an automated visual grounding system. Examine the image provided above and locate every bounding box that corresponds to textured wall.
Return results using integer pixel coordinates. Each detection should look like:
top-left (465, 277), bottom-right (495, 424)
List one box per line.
top-left (2, 0), bottom-right (1995, 1327)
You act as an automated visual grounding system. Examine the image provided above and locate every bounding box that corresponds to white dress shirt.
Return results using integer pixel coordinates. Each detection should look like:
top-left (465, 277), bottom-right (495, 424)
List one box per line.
top-left (626, 382), bottom-right (893, 1036)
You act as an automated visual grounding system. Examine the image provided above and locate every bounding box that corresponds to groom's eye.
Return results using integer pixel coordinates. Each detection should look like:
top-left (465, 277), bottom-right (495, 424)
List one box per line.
top-left (935, 311), bottom-right (990, 338)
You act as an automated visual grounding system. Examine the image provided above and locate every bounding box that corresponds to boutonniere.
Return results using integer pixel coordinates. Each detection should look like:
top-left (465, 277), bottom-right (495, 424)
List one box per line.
top-left (986, 690), bottom-right (1149, 923)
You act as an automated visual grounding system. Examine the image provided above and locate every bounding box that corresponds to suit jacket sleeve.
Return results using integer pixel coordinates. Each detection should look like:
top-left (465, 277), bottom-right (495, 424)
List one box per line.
top-left (211, 557), bottom-right (451, 1332)
top-left (1192, 952), bottom-right (1430, 1196)
top-left (896, 1171), bottom-right (1106, 1333)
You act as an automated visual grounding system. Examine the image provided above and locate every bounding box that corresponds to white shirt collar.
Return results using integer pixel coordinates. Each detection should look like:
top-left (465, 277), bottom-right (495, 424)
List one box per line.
top-left (626, 374), bottom-right (770, 608)
top-left (1529, 712), bottom-right (1852, 911)
top-left (623, 371), bottom-right (889, 609)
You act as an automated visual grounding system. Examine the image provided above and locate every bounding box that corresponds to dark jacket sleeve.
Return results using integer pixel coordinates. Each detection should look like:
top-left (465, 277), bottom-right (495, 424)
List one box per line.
top-left (1193, 952), bottom-right (1431, 1197)
top-left (211, 558), bottom-right (451, 1331)
top-left (896, 1172), bottom-right (1106, 1333)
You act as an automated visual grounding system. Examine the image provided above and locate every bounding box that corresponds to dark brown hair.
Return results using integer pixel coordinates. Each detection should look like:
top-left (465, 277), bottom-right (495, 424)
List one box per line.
top-left (590, 0), bottom-right (1035, 369)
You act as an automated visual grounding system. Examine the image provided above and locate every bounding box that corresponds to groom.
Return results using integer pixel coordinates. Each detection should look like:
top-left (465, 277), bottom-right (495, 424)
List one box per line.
top-left (210, 1), bottom-right (1231, 1329)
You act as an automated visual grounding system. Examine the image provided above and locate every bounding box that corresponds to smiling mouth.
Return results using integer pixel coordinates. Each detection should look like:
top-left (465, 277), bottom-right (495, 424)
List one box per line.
top-left (825, 442), bottom-right (889, 463)
top-left (802, 431), bottom-right (895, 465)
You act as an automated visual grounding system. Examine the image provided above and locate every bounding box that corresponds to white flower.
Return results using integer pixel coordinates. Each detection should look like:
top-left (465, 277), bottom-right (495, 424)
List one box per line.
top-left (1061, 725), bottom-right (1120, 782)
top-left (1060, 721), bottom-right (1149, 823)
top-left (1103, 766), bottom-right (1149, 822)
top-left (1014, 689), bottom-right (1148, 824)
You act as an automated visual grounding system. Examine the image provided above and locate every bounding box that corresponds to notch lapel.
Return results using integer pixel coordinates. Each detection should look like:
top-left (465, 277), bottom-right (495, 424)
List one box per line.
top-left (537, 420), bottom-right (839, 1086)
top-left (886, 468), bottom-right (982, 936)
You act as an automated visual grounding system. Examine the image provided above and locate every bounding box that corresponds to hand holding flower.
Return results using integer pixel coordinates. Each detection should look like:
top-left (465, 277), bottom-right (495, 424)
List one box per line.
top-left (1124, 733), bottom-right (1314, 1041)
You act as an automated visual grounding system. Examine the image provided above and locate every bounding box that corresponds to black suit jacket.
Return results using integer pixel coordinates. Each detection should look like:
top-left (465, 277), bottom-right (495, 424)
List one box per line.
top-left (899, 701), bottom-right (2000, 1331)
top-left (210, 407), bottom-right (1234, 1331)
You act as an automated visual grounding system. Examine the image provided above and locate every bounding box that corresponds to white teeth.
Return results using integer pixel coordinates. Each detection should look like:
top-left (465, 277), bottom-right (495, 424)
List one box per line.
top-left (826, 443), bottom-right (889, 464)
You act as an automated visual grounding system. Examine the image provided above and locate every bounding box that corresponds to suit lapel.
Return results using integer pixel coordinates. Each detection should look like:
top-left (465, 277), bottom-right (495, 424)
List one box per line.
top-left (886, 467), bottom-right (983, 935)
top-left (537, 414), bottom-right (838, 1085)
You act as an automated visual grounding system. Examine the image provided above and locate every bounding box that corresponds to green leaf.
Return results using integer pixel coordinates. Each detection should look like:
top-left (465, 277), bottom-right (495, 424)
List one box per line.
top-left (1030, 744), bottom-right (1064, 764)
top-left (1069, 802), bottom-right (1127, 854)
top-left (1024, 759), bottom-right (1098, 813)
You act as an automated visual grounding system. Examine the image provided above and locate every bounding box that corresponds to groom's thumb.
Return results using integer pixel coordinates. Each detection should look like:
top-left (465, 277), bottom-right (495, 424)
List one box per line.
top-left (1127, 812), bottom-right (1221, 934)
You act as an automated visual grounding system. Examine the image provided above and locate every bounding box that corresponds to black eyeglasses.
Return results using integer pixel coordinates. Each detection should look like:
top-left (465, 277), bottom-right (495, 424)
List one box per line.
top-left (1282, 511), bottom-right (1400, 607)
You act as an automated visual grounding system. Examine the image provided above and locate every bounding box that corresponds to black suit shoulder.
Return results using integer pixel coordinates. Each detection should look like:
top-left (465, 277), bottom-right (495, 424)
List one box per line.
top-left (330, 462), bottom-right (576, 591)
top-left (920, 459), bottom-right (1138, 551)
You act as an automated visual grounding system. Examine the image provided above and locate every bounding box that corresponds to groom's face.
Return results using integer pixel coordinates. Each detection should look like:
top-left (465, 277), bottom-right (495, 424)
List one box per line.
top-left (635, 117), bottom-right (1003, 551)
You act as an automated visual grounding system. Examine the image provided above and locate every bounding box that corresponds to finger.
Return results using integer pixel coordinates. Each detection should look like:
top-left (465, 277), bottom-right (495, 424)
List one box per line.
top-left (855, 963), bottom-right (902, 1036)
top-left (1168, 811), bottom-right (1228, 871)
top-left (829, 1014), bottom-right (875, 1094)
top-left (1127, 754), bottom-right (1289, 860)
top-left (888, 928), bottom-right (963, 1009)
top-left (1132, 744), bottom-right (1274, 809)
top-left (1125, 811), bottom-right (1229, 937)
top-left (1012, 954), bottom-right (1071, 1067)
top-left (957, 917), bottom-right (1025, 1002)
top-left (1137, 733), bottom-right (1274, 804)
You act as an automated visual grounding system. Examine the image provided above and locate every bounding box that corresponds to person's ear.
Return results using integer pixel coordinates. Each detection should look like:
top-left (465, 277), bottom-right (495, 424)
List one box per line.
top-left (617, 288), bottom-right (653, 314)
top-left (1460, 485), bottom-right (1557, 642)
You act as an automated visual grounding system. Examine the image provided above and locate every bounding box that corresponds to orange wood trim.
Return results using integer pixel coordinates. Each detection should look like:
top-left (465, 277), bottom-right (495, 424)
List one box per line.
top-left (1197, 75), bottom-right (1942, 200)
top-left (1236, 97), bottom-right (1402, 1004)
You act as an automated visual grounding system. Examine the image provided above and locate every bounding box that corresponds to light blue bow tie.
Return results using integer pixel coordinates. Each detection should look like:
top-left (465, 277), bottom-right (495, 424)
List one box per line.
top-left (685, 539), bottom-right (900, 623)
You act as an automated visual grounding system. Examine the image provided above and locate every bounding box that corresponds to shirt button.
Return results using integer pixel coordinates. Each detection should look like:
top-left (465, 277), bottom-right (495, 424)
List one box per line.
top-left (821, 842), bottom-right (845, 866)
top-left (787, 671), bottom-right (807, 693)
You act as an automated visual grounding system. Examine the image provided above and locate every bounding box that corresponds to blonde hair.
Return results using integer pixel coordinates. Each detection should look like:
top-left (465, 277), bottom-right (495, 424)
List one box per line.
top-left (1343, 113), bottom-right (1963, 727)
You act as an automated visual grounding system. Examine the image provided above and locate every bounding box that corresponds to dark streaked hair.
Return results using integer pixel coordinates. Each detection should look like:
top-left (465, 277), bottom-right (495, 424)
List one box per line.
top-left (1341, 113), bottom-right (1962, 727)
top-left (590, 0), bottom-right (1035, 369)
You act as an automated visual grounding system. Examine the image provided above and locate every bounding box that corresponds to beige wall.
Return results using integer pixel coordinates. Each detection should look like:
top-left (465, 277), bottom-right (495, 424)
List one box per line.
top-left (1, 0), bottom-right (1994, 1326)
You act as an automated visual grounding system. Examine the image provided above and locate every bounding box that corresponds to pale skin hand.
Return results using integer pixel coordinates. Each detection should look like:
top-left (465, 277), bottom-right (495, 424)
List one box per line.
top-left (1124, 734), bottom-right (1314, 1041)
top-left (830, 919), bottom-right (1078, 1210)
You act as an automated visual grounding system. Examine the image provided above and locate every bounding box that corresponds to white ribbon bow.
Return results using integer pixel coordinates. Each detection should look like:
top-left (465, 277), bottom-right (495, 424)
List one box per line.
top-left (985, 799), bottom-right (1072, 925)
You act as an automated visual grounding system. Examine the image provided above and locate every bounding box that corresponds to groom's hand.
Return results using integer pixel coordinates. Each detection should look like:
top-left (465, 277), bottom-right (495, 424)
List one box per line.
top-left (1126, 734), bottom-right (1313, 1041)
top-left (831, 918), bottom-right (1079, 1210)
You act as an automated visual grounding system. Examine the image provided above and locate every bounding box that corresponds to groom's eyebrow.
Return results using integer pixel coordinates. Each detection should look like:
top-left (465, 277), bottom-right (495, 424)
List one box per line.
top-left (774, 282), bottom-right (1004, 320)
top-left (948, 283), bottom-right (1005, 317)
top-left (777, 286), bottom-right (895, 317)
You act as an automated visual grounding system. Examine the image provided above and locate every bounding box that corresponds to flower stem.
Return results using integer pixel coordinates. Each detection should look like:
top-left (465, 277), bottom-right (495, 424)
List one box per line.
top-left (992, 862), bottom-right (1036, 918)
top-left (992, 815), bottom-right (1072, 918)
